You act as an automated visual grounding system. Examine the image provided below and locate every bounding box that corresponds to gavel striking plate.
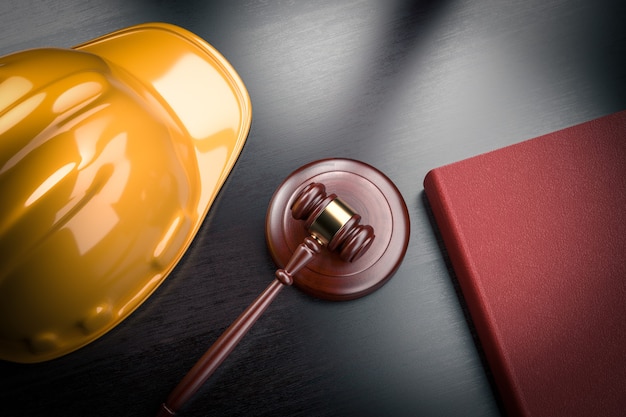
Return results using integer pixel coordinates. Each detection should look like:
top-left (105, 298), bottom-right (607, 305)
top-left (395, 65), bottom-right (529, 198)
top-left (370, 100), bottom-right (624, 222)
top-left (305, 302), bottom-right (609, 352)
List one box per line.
top-left (266, 158), bottom-right (410, 300)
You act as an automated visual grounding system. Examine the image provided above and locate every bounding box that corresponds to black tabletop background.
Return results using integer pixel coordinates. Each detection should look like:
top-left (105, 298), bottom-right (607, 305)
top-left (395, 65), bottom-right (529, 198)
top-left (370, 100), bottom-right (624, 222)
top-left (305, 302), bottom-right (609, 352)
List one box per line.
top-left (1, 1), bottom-right (625, 416)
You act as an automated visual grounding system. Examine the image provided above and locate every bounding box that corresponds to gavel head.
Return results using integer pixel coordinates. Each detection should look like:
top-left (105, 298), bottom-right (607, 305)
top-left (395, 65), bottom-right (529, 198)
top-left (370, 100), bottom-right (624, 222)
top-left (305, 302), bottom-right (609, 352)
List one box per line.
top-left (291, 183), bottom-right (375, 262)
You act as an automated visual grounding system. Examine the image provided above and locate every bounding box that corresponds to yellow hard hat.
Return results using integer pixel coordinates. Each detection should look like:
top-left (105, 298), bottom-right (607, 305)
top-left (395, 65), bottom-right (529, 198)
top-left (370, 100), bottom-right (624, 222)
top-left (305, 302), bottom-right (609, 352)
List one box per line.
top-left (0, 23), bottom-right (251, 363)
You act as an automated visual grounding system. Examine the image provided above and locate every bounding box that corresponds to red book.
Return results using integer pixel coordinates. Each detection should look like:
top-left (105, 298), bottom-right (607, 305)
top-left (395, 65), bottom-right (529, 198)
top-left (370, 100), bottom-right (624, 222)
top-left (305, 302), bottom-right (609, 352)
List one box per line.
top-left (423, 111), bottom-right (626, 417)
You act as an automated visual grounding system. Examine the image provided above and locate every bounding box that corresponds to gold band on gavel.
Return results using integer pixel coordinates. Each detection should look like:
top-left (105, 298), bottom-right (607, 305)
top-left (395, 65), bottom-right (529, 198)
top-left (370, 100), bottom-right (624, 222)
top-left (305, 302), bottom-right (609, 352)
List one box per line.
top-left (308, 198), bottom-right (355, 245)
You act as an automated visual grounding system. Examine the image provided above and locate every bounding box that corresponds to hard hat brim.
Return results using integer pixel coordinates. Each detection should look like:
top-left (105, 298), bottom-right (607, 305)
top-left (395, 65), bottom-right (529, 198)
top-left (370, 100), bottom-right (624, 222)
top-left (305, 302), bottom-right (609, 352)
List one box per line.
top-left (72, 24), bottom-right (251, 343)
top-left (75, 23), bottom-right (252, 217)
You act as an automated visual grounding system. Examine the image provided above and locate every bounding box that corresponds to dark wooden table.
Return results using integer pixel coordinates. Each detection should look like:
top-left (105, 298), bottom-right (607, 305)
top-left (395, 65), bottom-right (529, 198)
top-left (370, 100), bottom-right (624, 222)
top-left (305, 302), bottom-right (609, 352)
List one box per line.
top-left (1, 1), bottom-right (625, 416)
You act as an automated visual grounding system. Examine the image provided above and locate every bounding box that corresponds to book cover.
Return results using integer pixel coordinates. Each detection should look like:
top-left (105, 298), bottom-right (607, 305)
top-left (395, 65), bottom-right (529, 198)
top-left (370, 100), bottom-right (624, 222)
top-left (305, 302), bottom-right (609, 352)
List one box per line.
top-left (423, 111), bottom-right (626, 417)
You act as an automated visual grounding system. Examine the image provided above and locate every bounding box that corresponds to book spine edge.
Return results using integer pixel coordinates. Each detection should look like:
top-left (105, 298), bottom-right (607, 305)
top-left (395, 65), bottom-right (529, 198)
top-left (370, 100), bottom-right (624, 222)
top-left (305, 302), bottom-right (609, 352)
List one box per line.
top-left (423, 169), bottom-right (527, 417)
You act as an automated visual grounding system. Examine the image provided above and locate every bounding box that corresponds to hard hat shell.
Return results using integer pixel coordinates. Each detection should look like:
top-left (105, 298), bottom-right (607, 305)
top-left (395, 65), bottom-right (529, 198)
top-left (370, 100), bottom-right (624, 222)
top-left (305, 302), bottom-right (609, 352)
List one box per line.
top-left (0, 23), bottom-right (251, 363)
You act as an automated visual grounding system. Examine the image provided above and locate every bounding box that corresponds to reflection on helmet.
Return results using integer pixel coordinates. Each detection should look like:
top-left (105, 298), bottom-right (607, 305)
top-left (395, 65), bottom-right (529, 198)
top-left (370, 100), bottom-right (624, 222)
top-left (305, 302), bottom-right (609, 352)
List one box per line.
top-left (0, 24), bottom-right (251, 363)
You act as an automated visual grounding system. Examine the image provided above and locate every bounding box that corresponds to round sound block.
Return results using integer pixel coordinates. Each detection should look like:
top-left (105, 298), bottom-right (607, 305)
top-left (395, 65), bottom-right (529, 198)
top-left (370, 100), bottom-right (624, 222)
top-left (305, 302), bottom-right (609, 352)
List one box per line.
top-left (265, 159), bottom-right (410, 301)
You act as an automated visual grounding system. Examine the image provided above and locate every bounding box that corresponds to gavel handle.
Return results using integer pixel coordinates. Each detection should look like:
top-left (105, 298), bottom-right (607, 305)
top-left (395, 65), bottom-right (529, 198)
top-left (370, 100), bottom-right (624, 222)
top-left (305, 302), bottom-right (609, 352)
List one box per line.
top-left (156, 236), bottom-right (322, 417)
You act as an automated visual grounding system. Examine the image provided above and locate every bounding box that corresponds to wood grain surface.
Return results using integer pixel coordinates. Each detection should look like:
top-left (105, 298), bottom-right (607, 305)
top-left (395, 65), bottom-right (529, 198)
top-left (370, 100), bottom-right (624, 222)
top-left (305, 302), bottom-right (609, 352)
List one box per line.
top-left (1, 1), bottom-right (625, 416)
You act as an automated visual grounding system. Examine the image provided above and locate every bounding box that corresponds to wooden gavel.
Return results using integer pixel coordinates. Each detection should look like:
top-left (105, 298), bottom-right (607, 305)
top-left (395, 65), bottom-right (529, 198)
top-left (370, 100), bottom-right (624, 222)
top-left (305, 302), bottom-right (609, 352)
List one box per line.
top-left (157, 182), bottom-right (374, 417)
